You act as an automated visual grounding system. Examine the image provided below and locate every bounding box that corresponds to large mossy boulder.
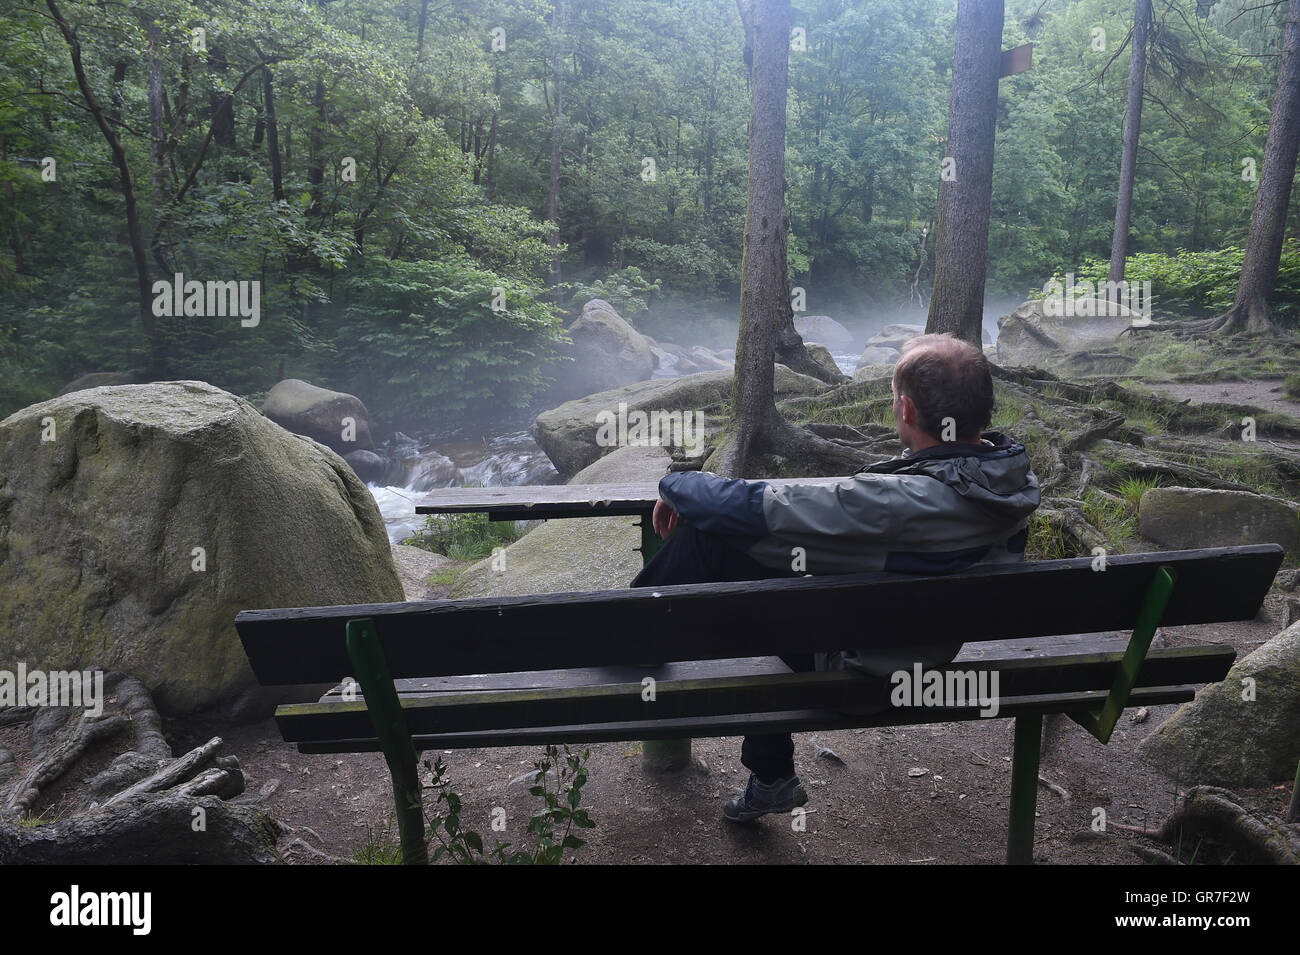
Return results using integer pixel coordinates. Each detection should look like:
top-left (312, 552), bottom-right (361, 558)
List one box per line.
top-left (863, 323), bottom-right (923, 352)
top-left (794, 315), bottom-right (854, 351)
top-left (531, 364), bottom-right (830, 480)
top-left (451, 445), bottom-right (671, 598)
top-left (549, 299), bottom-right (657, 402)
top-left (261, 378), bottom-right (375, 453)
top-left (391, 543), bottom-right (451, 600)
top-left (1139, 487), bottom-right (1300, 555)
top-left (1138, 621), bottom-right (1300, 786)
top-left (855, 346), bottom-right (901, 373)
top-left (996, 299), bottom-right (1140, 372)
top-left (0, 381), bottom-right (404, 718)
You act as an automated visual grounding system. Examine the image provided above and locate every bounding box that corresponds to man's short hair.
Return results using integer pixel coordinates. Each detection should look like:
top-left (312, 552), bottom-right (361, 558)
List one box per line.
top-left (892, 333), bottom-right (994, 440)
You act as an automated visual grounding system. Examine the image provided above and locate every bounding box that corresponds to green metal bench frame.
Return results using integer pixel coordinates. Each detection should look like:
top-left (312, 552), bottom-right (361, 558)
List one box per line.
top-left (342, 565), bottom-right (1180, 866)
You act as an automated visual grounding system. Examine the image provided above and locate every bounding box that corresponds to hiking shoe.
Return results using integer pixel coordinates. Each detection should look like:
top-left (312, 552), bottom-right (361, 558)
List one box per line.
top-left (723, 773), bottom-right (809, 822)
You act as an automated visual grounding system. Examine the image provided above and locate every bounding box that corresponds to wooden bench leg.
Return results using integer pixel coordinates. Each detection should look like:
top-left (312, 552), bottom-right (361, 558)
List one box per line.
top-left (346, 618), bottom-right (429, 865)
top-left (637, 510), bottom-right (692, 773)
top-left (1007, 713), bottom-right (1042, 865)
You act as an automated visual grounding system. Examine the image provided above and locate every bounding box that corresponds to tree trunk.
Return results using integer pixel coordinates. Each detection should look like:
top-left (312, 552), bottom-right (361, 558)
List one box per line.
top-left (716, 0), bottom-right (865, 479)
top-left (731, 0), bottom-right (793, 468)
top-left (146, 19), bottom-right (172, 276)
top-left (1108, 0), bottom-right (1151, 292)
top-left (735, 3), bottom-right (841, 387)
top-left (147, 21), bottom-right (165, 209)
top-left (1208, 0), bottom-right (1300, 336)
top-left (547, 0), bottom-right (567, 282)
top-left (484, 63), bottom-right (501, 196)
top-left (307, 77), bottom-right (327, 224)
top-left (46, 0), bottom-right (159, 374)
top-left (1, 132), bottom-right (23, 274)
top-left (416, 0), bottom-right (429, 61)
top-left (926, 0), bottom-right (1004, 347)
top-left (208, 47), bottom-right (236, 148)
top-left (263, 67), bottom-right (284, 202)
top-left (109, 60), bottom-right (127, 127)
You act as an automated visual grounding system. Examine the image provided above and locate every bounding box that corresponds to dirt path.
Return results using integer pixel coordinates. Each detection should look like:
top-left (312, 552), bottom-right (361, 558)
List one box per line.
top-left (1143, 378), bottom-right (1300, 419)
top-left (167, 591), bottom-right (1294, 865)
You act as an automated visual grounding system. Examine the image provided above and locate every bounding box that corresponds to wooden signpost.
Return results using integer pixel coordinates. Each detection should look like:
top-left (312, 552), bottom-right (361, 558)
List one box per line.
top-left (1000, 43), bottom-right (1033, 78)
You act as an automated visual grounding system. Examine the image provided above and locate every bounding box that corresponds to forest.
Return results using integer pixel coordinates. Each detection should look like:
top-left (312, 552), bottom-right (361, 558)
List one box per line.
top-left (2, 0), bottom-right (1297, 426)
top-left (3, 0), bottom-right (1300, 873)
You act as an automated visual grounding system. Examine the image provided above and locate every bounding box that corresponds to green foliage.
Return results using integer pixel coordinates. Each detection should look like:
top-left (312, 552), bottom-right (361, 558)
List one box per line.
top-left (555, 266), bottom-right (663, 319)
top-left (423, 746), bottom-right (594, 865)
top-left (1042, 242), bottom-right (1300, 325)
top-left (1117, 474), bottom-right (1160, 511)
top-left (400, 510), bottom-right (527, 562)
top-left (1080, 489), bottom-right (1138, 552)
top-left (1285, 375), bottom-right (1300, 399)
top-left (352, 819), bottom-right (405, 865)
top-left (340, 255), bottom-right (562, 427)
top-left (2, 0), bottom-right (1298, 423)
top-left (430, 566), bottom-right (460, 587)
top-left (1026, 512), bottom-right (1071, 561)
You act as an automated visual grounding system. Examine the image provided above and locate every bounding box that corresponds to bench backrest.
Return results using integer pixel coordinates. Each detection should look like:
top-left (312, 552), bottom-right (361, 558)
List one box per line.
top-left (235, 544), bottom-right (1282, 686)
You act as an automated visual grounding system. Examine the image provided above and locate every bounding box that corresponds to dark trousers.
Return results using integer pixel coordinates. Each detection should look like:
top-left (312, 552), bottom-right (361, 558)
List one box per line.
top-left (629, 523), bottom-right (805, 782)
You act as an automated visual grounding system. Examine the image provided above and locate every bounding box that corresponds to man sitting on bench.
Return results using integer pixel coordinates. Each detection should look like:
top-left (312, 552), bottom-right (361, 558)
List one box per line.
top-left (631, 333), bottom-right (1041, 822)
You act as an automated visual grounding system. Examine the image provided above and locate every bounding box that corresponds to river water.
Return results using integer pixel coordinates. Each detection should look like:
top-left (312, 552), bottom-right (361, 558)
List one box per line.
top-left (367, 349), bottom-right (861, 543)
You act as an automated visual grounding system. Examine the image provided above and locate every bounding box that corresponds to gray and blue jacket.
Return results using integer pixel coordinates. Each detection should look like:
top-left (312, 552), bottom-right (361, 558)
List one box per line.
top-left (656, 431), bottom-right (1041, 675)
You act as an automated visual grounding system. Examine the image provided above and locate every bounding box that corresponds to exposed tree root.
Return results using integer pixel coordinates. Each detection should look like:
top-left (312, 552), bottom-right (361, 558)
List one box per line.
top-left (1, 713), bottom-right (128, 816)
top-left (775, 329), bottom-right (849, 385)
top-left (0, 673), bottom-right (280, 864)
top-left (1113, 786), bottom-right (1300, 865)
top-left (1126, 842), bottom-right (1182, 865)
top-left (710, 398), bottom-right (881, 477)
top-left (1172, 297), bottom-right (1283, 338)
top-left (0, 792), bottom-right (281, 864)
top-left (1036, 504), bottom-right (1107, 553)
top-left (99, 737), bottom-right (233, 809)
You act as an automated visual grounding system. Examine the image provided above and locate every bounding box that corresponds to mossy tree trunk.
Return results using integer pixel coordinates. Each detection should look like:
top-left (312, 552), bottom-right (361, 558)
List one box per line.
top-left (714, 0), bottom-right (866, 478)
top-left (1205, 0), bottom-right (1299, 337)
top-left (733, 0), bottom-right (843, 393)
top-left (730, 0), bottom-right (790, 474)
top-left (926, 0), bottom-right (1004, 348)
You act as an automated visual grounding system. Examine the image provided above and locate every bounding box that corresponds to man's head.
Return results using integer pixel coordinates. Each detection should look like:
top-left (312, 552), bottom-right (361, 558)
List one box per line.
top-left (891, 333), bottom-right (994, 450)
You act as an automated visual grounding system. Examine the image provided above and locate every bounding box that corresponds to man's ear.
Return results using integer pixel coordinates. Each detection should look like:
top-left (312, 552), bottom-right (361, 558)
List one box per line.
top-left (898, 394), bottom-right (916, 426)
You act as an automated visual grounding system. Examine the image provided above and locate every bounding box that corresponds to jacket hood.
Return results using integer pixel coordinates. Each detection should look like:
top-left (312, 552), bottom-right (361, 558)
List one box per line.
top-left (861, 430), bottom-right (1040, 524)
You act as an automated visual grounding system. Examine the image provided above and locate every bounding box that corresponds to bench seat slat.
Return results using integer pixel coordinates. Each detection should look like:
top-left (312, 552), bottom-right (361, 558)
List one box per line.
top-left (294, 684), bottom-right (1204, 754)
top-left (314, 634), bottom-right (1154, 700)
top-left (320, 656), bottom-right (793, 698)
top-left (235, 545), bottom-right (1280, 685)
top-left (276, 644), bottom-right (1234, 743)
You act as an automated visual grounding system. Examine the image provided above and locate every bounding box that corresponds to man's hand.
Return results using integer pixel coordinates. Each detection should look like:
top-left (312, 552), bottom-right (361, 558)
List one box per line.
top-left (652, 497), bottom-right (681, 539)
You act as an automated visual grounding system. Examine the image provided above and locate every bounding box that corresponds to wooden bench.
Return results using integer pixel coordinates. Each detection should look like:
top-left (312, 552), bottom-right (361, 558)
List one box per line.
top-left (235, 543), bottom-right (1282, 865)
top-left (412, 479), bottom-right (848, 770)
